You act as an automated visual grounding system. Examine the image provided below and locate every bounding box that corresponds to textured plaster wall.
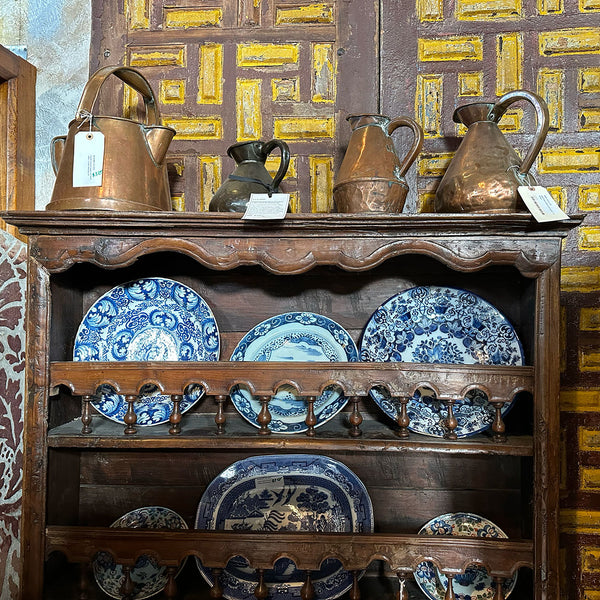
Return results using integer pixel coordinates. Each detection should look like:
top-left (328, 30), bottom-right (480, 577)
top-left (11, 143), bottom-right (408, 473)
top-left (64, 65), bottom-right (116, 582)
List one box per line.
top-left (0, 0), bottom-right (91, 208)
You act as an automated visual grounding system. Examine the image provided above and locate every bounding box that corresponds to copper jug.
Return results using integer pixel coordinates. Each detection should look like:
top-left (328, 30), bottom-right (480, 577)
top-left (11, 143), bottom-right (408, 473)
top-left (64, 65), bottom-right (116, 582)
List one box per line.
top-left (435, 89), bottom-right (549, 213)
top-left (209, 140), bottom-right (290, 212)
top-left (47, 65), bottom-right (175, 211)
top-left (333, 114), bottom-right (423, 213)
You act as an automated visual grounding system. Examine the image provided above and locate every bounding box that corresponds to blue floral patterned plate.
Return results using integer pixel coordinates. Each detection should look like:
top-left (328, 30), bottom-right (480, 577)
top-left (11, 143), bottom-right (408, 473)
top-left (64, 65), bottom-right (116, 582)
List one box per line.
top-left (195, 454), bottom-right (374, 600)
top-left (93, 506), bottom-right (188, 599)
top-left (360, 286), bottom-right (524, 438)
top-left (230, 312), bottom-right (359, 433)
top-left (414, 512), bottom-right (517, 600)
top-left (73, 277), bottom-right (220, 425)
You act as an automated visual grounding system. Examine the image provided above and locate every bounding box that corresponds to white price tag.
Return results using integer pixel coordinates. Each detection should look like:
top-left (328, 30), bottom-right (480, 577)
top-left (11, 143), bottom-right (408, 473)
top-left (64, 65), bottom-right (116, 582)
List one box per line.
top-left (72, 131), bottom-right (105, 187)
top-left (242, 193), bottom-right (290, 220)
top-left (518, 185), bottom-right (569, 223)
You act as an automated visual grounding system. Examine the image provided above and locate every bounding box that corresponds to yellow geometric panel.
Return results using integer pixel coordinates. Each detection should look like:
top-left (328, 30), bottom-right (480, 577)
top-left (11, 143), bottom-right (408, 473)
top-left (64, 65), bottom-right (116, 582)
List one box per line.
top-left (581, 108), bottom-right (600, 131)
top-left (162, 117), bottom-right (222, 140)
top-left (126, 0), bottom-right (149, 29)
top-left (458, 72), bottom-right (483, 96)
top-left (583, 591), bottom-right (600, 600)
top-left (581, 308), bottom-right (600, 331)
top-left (164, 8), bottom-right (222, 28)
top-left (171, 194), bottom-right (185, 212)
top-left (418, 152), bottom-right (454, 176)
top-left (312, 43), bottom-right (335, 103)
top-left (310, 155), bottom-right (334, 213)
top-left (583, 548), bottom-right (600, 573)
top-left (276, 3), bottom-right (334, 24)
top-left (265, 156), bottom-right (297, 179)
top-left (288, 191), bottom-right (300, 214)
top-left (538, 147), bottom-right (600, 173)
top-left (236, 79), bottom-right (262, 141)
top-left (238, 43), bottom-right (300, 67)
top-left (198, 44), bottom-right (223, 104)
top-left (272, 78), bottom-right (300, 102)
top-left (418, 36), bottom-right (483, 61)
top-left (580, 185), bottom-right (600, 210)
top-left (580, 0), bottom-right (600, 10)
top-left (198, 156), bottom-right (221, 212)
top-left (129, 45), bottom-right (186, 67)
top-left (561, 509), bottom-right (600, 533)
top-left (159, 80), bottom-right (185, 104)
top-left (581, 468), bottom-right (600, 490)
top-left (561, 389), bottom-right (600, 412)
top-left (537, 68), bottom-right (564, 131)
top-left (580, 68), bottom-right (600, 92)
top-left (579, 347), bottom-right (600, 371)
top-left (498, 108), bottom-right (523, 133)
top-left (580, 427), bottom-right (600, 451)
top-left (456, 0), bottom-right (522, 20)
top-left (579, 227), bottom-right (600, 251)
top-left (416, 74), bottom-right (443, 138)
top-left (417, 191), bottom-right (437, 212)
top-left (496, 33), bottom-right (523, 95)
top-left (274, 117), bottom-right (335, 140)
top-left (561, 267), bottom-right (600, 292)
top-left (418, 0), bottom-right (444, 21)
top-left (538, 0), bottom-right (563, 13)
top-left (539, 28), bottom-right (600, 56)
top-left (547, 186), bottom-right (567, 211)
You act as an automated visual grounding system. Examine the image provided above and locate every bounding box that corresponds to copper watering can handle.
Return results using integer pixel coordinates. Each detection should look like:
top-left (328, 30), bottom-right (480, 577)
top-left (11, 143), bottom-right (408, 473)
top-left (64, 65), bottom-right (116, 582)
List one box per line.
top-left (260, 139), bottom-right (291, 190)
top-left (487, 89), bottom-right (549, 177)
top-left (387, 117), bottom-right (424, 177)
top-left (76, 65), bottom-right (160, 125)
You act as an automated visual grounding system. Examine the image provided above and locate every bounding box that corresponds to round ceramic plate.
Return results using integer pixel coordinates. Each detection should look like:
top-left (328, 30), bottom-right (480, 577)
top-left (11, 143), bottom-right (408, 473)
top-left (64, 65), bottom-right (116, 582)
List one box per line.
top-left (230, 312), bottom-right (359, 433)
top-left (414, 512), bottom-right (517, 600)
top-left (92, 506), bottom-right (188, 599)
top-left (360, 286), bottom-right (524, 437)
top-left (73, 277), bottom-right (220, 426)
top-left (195, 454), bottom-right (374, 600)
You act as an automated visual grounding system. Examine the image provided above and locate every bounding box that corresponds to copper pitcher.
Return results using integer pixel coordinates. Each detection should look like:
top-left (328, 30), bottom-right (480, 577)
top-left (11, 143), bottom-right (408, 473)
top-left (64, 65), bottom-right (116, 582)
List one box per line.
top-left (333, 114), bottom-right (423, 213)
top-left (435, 89), bottom-right (550, 213)
top-left (209, 140), bottom-right (290, 212)
top-left (47, 65), bottom-right (175, 211)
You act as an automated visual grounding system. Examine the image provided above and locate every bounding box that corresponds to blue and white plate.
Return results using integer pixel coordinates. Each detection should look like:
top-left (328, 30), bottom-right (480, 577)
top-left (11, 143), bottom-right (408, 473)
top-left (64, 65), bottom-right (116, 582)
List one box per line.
top-left (414, 512), bottom-right (517, 600)
top-left (73, 277), bottom-right (220, 425)
top-left (230, 312), bottom-right (359, 433)
top-left (195, 454), bottom-right (374, 600)
top-left (360, 286), bottom-right (524, 438)
top-left (93, 506), bottom-right (188, 599)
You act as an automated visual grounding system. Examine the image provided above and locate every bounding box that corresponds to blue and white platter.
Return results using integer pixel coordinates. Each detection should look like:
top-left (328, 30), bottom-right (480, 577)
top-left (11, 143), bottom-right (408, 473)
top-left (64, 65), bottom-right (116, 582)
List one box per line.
top-left (230, 312), bottom-right (359, 433)
top-left (195, 454), bottom-right (374, 600)
top-left (359, 286), bottom-right (524, 438)
top-left (414, 512), bottom-right (517, 600)
top-left (73, 277), bottom-right (220, 426)
top-left (92, 506), bottom-right (188, 599)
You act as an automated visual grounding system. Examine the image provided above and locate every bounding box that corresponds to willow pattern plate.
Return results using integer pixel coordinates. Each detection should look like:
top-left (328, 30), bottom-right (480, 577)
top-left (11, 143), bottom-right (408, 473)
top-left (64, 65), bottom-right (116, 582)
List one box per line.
top-left (92, 506), bottom-right (188, 599)
top-left (195, 454), bottom-right (374, 600)
top-left (73, 277), bottom-right (220, 426)
top-left (360, 286), bottom-right (524, 437)
top-left (230, 312), bottom-right (359, 433)
top-left (414, 512), bottom-right (517, 600)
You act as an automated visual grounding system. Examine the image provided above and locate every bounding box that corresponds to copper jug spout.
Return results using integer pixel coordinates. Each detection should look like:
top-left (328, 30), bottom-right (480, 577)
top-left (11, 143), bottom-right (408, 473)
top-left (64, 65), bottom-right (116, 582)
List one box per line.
top-left (145, 127), bottom-right (175, 165)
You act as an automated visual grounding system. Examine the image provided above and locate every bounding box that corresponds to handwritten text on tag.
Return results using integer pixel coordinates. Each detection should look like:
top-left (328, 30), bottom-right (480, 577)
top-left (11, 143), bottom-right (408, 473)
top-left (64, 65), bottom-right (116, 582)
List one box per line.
top-left (73, 131), bottom-right (105, 187)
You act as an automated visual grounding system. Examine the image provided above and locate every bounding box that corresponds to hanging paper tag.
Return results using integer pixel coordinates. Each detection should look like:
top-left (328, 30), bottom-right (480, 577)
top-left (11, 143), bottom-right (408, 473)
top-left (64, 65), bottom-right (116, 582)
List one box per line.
top-left (518, 185), bottom-right (569, 223)
top-left (242, 193), bottom-right (290, 220)
top-left (72, 131), bottom-right (105, 187)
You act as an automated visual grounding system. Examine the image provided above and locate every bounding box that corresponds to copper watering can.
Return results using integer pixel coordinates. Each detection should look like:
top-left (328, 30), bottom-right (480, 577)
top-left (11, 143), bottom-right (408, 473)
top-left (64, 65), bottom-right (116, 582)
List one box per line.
top-left (333, 113), bottom-right (423, 213)
top-left (435, 89), bottom-right (549, 213)
top-left (47, 65), bottom-right (176, 211)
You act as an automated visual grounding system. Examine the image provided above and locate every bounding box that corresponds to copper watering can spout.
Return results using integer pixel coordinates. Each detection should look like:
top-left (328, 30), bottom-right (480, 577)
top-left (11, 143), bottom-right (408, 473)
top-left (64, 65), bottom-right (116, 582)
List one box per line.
top-left (144, 127), bottom-right (175, 165)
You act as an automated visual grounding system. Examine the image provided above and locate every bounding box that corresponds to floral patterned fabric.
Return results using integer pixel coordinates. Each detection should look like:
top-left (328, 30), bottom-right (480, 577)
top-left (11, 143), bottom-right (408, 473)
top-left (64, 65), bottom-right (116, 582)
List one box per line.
top-left (0, 230), bottom-right (26, 598)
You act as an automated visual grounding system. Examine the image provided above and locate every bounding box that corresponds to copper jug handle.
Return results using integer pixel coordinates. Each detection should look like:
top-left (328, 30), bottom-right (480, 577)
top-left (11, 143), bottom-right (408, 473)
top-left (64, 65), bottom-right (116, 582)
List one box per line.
top-left (387, 117), bottom-right (424, 177)
top-left (76, 65), bottom-right (159, 126)
top-left (261, 139), bottom-right (291, 191)
top-left (488, 90), bottom-right (549, 177)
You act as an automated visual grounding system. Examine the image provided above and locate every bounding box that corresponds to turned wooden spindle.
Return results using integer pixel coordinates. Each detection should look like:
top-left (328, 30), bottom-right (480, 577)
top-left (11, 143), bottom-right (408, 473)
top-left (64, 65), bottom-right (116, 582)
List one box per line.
top-left (349, 570), bottom-right (360, 600)
top-left (123, 395), bottom-right (138, 435)
top-left (214, 395), bottom-right (227, 434)
top-left (81, 395), bottom-right (93, 434)
top-left (396, 572), bottom-right (410, 600)
top-left (169, 394), bottom-right (183, 435)
top-left (254, 569), bottom-right (269, 600)
top-left (493, 576), bottom-right (506, 600)
top-left (348, 396), bottom-right (363, 438)
top-left (301, 571), bottom-right (315, 600)
top-left (120, 565), bottom-right (135, 599)
top-left (443, 399), bottom-right (458, 441)
top-left (78, 562), bottom-right (91, 600)
top-left (210, 567), bottom-right (224, 599)
top-left (444, 574), bottom-right (456, 600)
top-left (491, 401), bottom-right (507, 442)
top-left (164, 566), bottom-right (178, 598)
top-left (395, 395), bottom-right (410, 438)
top-left (257, 396), bottom-right (272, 435)
top-left (305, 396), bottom-right (317, 437)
